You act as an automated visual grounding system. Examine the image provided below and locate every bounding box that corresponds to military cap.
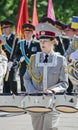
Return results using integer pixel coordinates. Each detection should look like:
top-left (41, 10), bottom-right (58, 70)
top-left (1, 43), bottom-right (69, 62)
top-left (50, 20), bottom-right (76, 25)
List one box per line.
top-left (41, 17), bottom-right (55, 26)
top-left (55, 20), bottom-right (67, 30)
top-left (71, 16), bottom-right (78, 29)
top-left (36, 23), bottom-right (61, 39)
top-left (0, 20), bottom-right (13, 29)
top-left (22, 23), bottom-right (35, 31)
top-left (66, 23), bottom-right (71, 28)
top-left (65, 23), bottom-right (76, 31)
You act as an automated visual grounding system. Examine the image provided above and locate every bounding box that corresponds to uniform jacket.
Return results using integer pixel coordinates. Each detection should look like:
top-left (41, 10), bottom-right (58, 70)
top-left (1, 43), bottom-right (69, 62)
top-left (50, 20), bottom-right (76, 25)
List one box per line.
top-left (24, 51), bottom-right (68, 93)
top-left (2, 34), bottom-right (21, 62)
top-left (20, 39), bottom-right (41, 64)
top-left (62, 36), bottom-right (70, 51)
top-left (24, 39), bottom-right (41, 58)
top-left (64, 35), bottom-right (78, 57)
top-left (54, 36), bottom-right (65, 55)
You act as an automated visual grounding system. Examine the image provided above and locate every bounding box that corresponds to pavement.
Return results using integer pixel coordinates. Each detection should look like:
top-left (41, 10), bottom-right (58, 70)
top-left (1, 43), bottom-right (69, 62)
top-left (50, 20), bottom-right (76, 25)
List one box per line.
top-left (0, 73), bottom-right (78, 130)
top-left (0, 111), bottom-right (78, 130)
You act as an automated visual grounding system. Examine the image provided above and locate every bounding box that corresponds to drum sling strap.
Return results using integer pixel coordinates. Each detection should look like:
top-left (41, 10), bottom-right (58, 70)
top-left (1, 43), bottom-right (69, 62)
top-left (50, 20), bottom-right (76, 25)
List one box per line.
top-left (4, 43), bottom-right (12, 53)
top-left (20, 40), bottom-right (30, 64)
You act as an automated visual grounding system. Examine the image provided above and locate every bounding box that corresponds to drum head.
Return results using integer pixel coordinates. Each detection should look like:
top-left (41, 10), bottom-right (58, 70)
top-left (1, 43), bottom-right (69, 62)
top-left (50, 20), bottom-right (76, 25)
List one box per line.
top-left (0, 106), bottom-right (25, 113)
top-left (55, 105), bottom-right (78, 113)
top-left (26, 106), bottom-right (52, 113)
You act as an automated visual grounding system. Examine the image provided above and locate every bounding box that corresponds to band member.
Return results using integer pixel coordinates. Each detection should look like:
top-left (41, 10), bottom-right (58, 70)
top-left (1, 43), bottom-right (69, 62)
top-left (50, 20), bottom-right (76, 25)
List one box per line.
top-left (54, 20), bottom-right (68, 55)
top-left (64, 16), bottom-right (78, 60)
top-left (0, 39), bottom-right (8, 93)
top-left (64, 23), bottom-right (76, 94)
top-left (0, 20), bottom-right (21, 94)
top-left (19, 23), bottom-right (41, 91)
top-left (23, 23), bottom-right (68, 130)
top-left (41, 17), bottom-right (65, 55)
top-left (64, 23), bottom-right (75, 50)
top-left (64, 16), bottom-right (78, 92)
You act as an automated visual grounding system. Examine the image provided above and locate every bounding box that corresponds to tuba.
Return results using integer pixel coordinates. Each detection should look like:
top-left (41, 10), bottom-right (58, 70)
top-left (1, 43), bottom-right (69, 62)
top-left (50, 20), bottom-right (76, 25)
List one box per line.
top-left (68, 60), bottom-right (78, 85)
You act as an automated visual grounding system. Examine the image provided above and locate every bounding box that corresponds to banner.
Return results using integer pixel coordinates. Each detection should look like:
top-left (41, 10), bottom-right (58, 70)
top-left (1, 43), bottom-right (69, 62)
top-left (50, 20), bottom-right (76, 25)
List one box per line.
top-left (32, 0), bottom-right (38, 26)
top-left (16, 0), bottom-right (29, 39)
top-left (47, 0), bottom-right (56, 21)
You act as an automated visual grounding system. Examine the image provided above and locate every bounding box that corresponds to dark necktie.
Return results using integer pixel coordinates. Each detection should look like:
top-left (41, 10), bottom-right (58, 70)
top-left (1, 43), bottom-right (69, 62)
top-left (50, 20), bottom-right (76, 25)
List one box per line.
top-left (44, 55), bottom-right (48, 63)
top-left (6, 37), bottom-right (8, 40)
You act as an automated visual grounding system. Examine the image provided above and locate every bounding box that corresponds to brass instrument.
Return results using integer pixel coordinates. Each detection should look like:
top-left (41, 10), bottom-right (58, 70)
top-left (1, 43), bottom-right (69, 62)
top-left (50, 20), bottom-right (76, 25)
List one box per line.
top-left (68, 61), bottom-right (78, 85)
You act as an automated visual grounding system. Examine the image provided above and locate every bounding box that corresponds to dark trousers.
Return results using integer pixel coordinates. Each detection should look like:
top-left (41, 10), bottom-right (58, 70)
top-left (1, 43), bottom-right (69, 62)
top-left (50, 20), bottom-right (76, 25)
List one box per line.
top-left (3, 61), bottom-right (18, 94)
top-left (19, 61), bottom-right (27, 92)
top-left (67, 79), bottom-right (73, 94)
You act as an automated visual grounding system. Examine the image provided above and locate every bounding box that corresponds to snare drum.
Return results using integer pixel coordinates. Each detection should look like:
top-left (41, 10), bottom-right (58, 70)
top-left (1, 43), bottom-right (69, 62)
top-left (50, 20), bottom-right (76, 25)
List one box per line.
top-left (0, 93), bottom-right (25, 113)
top-left (21, 93), bottom-right (54, 113)
top-left (55, 93), bottom-right (78, 113)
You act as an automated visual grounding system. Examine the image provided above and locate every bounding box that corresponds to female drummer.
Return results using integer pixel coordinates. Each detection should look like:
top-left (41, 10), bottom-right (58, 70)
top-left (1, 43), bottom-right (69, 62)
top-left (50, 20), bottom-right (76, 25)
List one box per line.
top-left (0, 39), bottom-right (8, 92)
top-left (24, 23), bottom-right (68, 130)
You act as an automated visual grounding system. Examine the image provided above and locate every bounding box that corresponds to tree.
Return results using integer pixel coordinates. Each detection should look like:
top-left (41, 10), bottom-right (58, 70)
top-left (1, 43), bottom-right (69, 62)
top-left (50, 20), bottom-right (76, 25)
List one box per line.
top-left (0, 0), bottom-right (78, 28)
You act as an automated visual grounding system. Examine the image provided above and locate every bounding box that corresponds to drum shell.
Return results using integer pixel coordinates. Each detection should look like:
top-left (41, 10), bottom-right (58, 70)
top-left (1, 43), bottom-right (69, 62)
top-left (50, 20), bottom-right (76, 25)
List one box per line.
top-left (21, 93), bottom-right (54, 113)
top-left (55, 93), bottom-right (78, 113)
top-left (0, 93), bottom-right (25, 113)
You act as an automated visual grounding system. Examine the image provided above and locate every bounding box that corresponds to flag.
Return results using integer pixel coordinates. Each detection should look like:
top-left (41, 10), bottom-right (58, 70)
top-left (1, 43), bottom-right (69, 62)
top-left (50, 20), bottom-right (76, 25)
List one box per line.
top-left (71, 16), bottom-right (78, 29)
top-left (47, 0), bottom-right (56, 21)
top-left (16, 0), bottom-right (29, 39)
top-left (32, 0), bottom-right (38, 26)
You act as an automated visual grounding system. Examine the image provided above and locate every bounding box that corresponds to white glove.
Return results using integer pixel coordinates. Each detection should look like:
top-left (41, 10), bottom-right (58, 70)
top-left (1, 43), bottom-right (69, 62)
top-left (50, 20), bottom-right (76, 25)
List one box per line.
top-left (20, 56), bottom-right (25, 62)
top-left (8, 61), bottom-right (13, 71)
top-left (70, 49), bottom-right (78, 61)
top-left (0, 35), bottom-right (6, 45)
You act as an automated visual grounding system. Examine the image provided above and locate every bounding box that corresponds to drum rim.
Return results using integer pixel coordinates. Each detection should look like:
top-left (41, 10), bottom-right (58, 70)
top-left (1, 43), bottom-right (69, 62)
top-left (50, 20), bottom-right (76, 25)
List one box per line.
top-left (28, 93), bottom-right (53, 96)
top-left (55, 93), bottom-right (77, 96)
top-left (55, 105), bottom-right (78, 113)
top-left (0, 93), bottom-right (27, 96)
top-left (25, 106), bottom-right (52, 113)
top-left (0, 106), bottom-right (25, 113)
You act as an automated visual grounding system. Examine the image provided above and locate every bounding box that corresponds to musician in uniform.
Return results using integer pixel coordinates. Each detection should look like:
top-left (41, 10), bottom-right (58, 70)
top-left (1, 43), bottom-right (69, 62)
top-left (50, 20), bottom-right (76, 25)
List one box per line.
top-left (54, 20), bottom-right (68, 55)
top-left (19, 23), bottom-right (41, 91)
top-left (24, 23), bottom-right (68, 130)
top-left (64, 16), bottom-right (78, 59)
top-left (64, 16), bottom-right (78, 92)
top-left (41, 17), bottom-right (65, 56)
top-left (0, 20), bottom-right (21, 94)
top-left (64, 23), bottom-right (76, 94)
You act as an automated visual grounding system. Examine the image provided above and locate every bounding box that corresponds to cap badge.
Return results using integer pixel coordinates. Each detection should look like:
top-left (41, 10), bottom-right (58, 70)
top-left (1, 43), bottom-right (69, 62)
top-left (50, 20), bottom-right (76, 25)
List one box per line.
top-left (41, 31), bottom-right (45, 35)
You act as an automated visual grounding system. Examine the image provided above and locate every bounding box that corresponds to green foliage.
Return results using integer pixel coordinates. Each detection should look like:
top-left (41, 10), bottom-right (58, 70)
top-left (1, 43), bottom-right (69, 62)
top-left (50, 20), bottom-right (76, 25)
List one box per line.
top-left (0, 0), bottom-right (78, 28)
top-left (53, 0), bottom-right (78, 23)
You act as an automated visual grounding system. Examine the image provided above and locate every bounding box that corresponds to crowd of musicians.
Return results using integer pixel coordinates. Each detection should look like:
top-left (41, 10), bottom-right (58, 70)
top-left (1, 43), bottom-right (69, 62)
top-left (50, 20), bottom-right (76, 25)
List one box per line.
top-left (0, 16), bottom-right (78, 130)
top-left (0, 16), bottom-right (78, 94)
